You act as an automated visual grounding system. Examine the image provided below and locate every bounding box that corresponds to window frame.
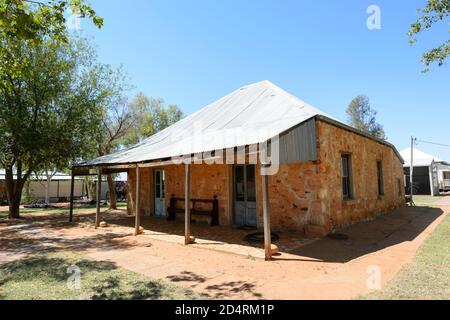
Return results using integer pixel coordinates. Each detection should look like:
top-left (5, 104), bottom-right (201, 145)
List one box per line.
top-left (376, 160), bottom-right (385, 197)
top-left (341, 153), bottom-right (353, 200)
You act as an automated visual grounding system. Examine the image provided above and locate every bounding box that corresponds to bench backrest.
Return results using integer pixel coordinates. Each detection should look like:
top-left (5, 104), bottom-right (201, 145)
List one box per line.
top-left (169, 195), bottom-right (217, 210)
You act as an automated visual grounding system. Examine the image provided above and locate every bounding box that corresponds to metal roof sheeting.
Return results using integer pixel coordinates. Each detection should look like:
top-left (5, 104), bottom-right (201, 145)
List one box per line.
top-left (0, 170), bottom-right (81, 181)
top-left (80, 80), bottom-right (332, 166)
top-left (400, 147), bottom-right (446, 167)
top-left (78, 80), bottom-right (401, 167)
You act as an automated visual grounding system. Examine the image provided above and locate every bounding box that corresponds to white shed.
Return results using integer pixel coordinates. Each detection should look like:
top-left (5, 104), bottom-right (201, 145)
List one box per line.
top-left (400, 147), bottom-right (450, 196)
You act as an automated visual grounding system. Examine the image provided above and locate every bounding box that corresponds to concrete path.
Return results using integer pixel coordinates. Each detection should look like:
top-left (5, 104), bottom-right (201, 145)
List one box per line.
top-left (0, 203), bottom-right (448, 299)
top-left (434, 196), bottom-right (450, 207)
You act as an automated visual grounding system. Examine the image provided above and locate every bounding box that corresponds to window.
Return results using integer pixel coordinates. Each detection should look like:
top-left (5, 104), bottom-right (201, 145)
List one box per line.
top-left (397, 178), bottom-right (402, 197)
top-left (341, 154), bottom-right (352, 199)
top-left (377, 161), bottom-right (384, 196)
top-left (444, 172), bottom-right (450, 180)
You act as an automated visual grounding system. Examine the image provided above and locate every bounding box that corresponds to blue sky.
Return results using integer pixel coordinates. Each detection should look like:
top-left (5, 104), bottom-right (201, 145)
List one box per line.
top-left (80, 0), bottom-right (450, 160)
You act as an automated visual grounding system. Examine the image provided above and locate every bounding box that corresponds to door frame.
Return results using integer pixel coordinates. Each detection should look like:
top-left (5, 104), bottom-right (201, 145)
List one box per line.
top-left (153, 168), bottom-right (166, 217)
top-left (232, 164), bottom-right (258, 226)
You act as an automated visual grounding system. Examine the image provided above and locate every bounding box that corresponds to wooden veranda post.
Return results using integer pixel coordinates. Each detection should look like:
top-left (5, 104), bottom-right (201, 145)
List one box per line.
top-left (184, 162), bottom-right (191, 245)
top-left (134, 165), bottom-right (141, 236)
top-left (95, 168), bottom-right (102, 228)
top-left (69, 169), bottom-right (75, 222)
top-left (261, 164), bottom-right (272, 261)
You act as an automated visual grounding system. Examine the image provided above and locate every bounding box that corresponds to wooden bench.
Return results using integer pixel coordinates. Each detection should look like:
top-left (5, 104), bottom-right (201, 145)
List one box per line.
top-left (167, 194), bottom-right (219, 226)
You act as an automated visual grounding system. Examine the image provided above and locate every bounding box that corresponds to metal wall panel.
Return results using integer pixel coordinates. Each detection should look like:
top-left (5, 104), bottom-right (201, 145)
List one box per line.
top-left (277, 118), bottom-right (317, 164)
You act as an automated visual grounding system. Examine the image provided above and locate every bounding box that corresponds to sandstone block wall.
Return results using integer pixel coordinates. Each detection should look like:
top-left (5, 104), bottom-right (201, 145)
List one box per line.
top-left (127, 119), bottom-right (405, 236)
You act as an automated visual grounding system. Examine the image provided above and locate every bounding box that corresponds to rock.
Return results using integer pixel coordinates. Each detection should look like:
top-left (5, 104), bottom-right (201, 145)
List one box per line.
top-left (99, 221), bottom-right (108, 228)
top-left (304, 225), bottom-right (329, 238)
top-left (138, 226), bottom-right (145, 234)
top-left (189, 236), bottom-right (196, 243)
top-left (270, 244), bottom-right (279, 255)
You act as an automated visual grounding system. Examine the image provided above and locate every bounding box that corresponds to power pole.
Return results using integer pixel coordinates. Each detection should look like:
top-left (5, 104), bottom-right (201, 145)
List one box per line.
top-left (410, 136), bottom-right (416, 204)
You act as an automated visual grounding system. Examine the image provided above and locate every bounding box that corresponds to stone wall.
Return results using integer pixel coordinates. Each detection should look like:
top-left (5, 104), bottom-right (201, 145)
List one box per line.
top-left (253, 120), bottom-right (404, 236)
top-left (126, 119), bottom-right (405, 236)
top-left (127, 164), bottom-right (232, 226)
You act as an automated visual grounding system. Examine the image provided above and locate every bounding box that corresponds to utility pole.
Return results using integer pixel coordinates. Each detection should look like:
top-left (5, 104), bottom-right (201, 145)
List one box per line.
top-left (410, 136), bottom-right (416, 204)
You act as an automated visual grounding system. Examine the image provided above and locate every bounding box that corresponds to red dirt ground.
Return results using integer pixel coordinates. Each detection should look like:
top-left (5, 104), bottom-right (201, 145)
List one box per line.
top-left (0, 202), bottom-right (448, 299)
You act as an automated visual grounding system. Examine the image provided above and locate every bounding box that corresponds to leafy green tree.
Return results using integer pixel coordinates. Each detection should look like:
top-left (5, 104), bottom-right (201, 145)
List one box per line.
top-left (87, 64), bottom-right (133, 209)
top-left (122, 93), bottom-right (183, 146)
top-left (0, 0), bottom-right (102, 42)
top-left (346, 95), bottom-right (386, 140)
top-left (408, 0), bottom-right (450, 72)
top-left (0, 37), bottom-right (104, 218)
top-left (123, 92), bottom-right (150, 146)
top-left (0, 0), bottom-right (102, 218)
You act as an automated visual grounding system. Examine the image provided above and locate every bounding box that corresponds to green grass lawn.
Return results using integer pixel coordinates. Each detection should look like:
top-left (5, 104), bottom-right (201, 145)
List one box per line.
top-left (0, 202), bottom-right (127, 218)
top-left (412, 195), bottom-right (441, 205)
top-left (0, 251), bottom-right (203, 300)
top-left (362, 214), bottom-right (450, 299)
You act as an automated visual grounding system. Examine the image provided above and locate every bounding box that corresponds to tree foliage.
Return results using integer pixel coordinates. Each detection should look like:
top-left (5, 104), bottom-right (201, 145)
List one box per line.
top-left (122, 93), bottom-right (184, 146)
top-left (0, 0), bottom-right (102, 42)
top-left (0, 37), bottom-right (105, 217)
top-left (0, 0), bottom-right (102, 218)
top-left (346, 95), bottom-right (386, 140)
top-left (84, 64), bottom-right (133, 209)
top-left (408, 0), bottom-right (450, 72)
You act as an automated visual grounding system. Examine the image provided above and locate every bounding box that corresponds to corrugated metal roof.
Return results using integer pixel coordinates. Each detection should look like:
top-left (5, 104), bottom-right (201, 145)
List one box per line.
top-left (79, 80), bottom-right (332, 166)
top-left (78, 80), bottom-right (401, 167)
top-left (400, 147), bottom-right (445, 167)
top-left (0, 170), bottom-right (81, 181)
top-left (0, 169), bottom-right (127, 181)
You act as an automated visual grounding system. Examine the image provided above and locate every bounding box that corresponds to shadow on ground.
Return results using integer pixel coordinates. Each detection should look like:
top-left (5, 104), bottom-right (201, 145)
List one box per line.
top-left (0, 214), bottom-right (136, 257)
top-left (166, 271), bottom-right (262, 299)
top-left (0, 254), bottom-right (200, 300)
top-left (285, 206), bottom-right (444, 263)
top-left (1, 204), bottom-right (445, 266)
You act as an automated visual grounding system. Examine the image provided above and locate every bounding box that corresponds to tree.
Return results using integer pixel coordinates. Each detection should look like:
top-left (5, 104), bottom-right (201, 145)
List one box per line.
top-left (408, 0), bottom-right (450, 72)
top-left (123, 92), bottom-right (149, 146)
top-left (0, 0), bottom-right (103, 42)
top-left (0, 0), bottom-right (103, 218)
top-left (0, 38), bottom-right (104, 218)
top-left (34, 169), bottom-right (57, 205)
top-left (122, 93), bottom-right (184, 146)
top-left (346, 95), bottom-right (386, 140)
top-left (87, 64), bottom-right (134, 209)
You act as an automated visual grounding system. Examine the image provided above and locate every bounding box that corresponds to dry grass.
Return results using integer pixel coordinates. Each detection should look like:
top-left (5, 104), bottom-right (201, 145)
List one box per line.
top-left (362, 214), bottom-right (450, 299)
top-left (0, 251), bottom-right (203, 300)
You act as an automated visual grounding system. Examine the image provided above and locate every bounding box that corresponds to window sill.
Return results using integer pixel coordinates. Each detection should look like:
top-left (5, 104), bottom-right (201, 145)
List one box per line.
top-left (342, 198), bottom-right (358, 205)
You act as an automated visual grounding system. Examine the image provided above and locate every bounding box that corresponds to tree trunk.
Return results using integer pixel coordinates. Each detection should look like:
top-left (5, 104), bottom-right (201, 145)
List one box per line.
top-left (107, 174), bottom-right (117, 210)
top-left (85, 177), bottom-right (94, 201)
top-left (45, 176), bottom-right (51, 205)
top-left (4, 167), bottom-right (25, 219)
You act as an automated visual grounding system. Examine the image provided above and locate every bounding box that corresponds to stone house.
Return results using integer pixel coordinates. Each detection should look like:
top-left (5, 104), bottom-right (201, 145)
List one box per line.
top-left (73, 81), bottom-right (405, 260)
